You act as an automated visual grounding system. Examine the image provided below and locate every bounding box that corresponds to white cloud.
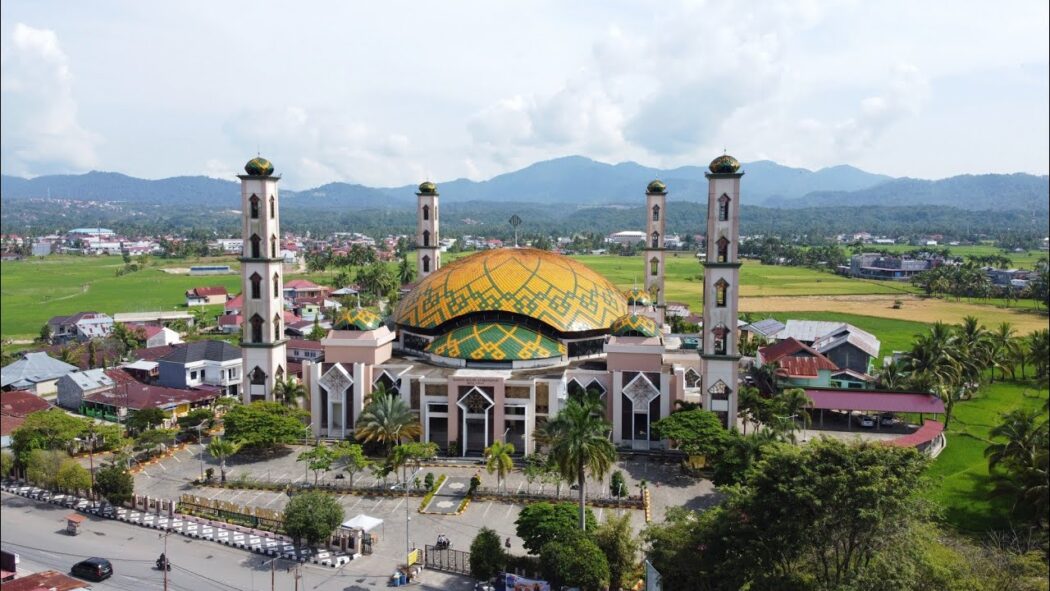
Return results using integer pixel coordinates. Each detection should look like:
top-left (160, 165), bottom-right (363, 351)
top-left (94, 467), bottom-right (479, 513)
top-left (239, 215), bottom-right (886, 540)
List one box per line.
top-left (0, 23), bottom-right (100, 176)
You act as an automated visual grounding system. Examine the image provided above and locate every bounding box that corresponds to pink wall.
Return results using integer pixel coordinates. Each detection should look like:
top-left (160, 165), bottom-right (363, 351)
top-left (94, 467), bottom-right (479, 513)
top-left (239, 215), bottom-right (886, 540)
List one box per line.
top-left (607, 351), bottom-right (663, 372)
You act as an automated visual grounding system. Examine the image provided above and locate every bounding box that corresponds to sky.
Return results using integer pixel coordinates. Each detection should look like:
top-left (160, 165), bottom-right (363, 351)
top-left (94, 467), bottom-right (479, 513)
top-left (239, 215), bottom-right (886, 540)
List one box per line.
top-left (1, 0), bottom-right (1047, 189)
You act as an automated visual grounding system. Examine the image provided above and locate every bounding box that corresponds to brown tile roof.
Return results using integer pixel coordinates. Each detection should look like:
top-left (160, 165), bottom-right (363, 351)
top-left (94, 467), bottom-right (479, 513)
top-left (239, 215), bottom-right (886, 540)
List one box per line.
top-left (133, 344), bottom-right (182, 361)
top-left (187, 286), bottom-right (228, 297)
top-left (0, 570), bottom-right (89, 591)
top-left (288, 338), bottom-right (323, 350)
top-left (0, 389), bottom-right (51, 417)
top-left (84, 382), bottom-right (218, 411)
top-left (759, 337), bottom-right (838, 377)
top-left (1, 414), bottom-right (26, 437)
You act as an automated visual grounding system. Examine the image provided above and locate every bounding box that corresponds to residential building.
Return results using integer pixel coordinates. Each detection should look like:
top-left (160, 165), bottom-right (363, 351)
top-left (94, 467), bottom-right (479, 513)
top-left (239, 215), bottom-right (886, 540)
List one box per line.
top-left (81, 381), bottom-right (219, 424)
top-left (812, 324), bottom-right (881, 376)
top-left (47, 312), bottom-right (114, 343)
top-left (128, 324), bottom-right (182, 348)
top-left (284, 279), bottom-right (329, 300)
top-left (0, 352), bottom-right (79, 396)
top-left (156, 340), bottom-right (242, 396)
top-left (185, 286), bottom-right (229, 306)
top-left (287, 339), bottom-right (325, 362)
top-left (113, 311), bottom-right (194, 327)
top-left (56, 369), bottom-right (115, 411)
top-left (848, 253), bottom-right (937, 281)
top-left (606, 230), bottom-right (646, 245)
top-left (758, 338), bottom-right (838, 388)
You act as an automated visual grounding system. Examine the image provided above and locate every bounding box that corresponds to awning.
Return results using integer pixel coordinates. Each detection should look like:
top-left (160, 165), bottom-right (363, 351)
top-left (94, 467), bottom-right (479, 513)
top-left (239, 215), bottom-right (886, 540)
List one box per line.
top-left (887, 420), bottom-right (945, 448)
top-left (803, 389), bottom-right (945, 414)
top-left (341, 514), bottom-right (383, 532)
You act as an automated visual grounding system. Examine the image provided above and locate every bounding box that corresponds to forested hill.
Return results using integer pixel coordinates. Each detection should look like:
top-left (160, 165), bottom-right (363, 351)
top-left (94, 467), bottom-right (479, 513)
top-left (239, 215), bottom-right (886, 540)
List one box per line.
top-left (1, 156), bottom-right (1045, 211)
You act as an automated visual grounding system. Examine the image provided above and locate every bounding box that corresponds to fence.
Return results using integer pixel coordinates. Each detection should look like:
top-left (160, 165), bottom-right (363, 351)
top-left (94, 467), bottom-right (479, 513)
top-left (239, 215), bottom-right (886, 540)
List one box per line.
top-left (471, 486), bottom-right (644, 509)
top-left (424, 545), bottom-right (470, 575)
top-left (178, 494), bottom-right (284, 532)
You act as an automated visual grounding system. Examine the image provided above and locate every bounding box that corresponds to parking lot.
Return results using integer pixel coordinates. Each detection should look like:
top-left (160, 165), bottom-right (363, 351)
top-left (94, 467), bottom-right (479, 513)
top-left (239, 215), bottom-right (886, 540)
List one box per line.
top-left (130, 443), bottom-right (715, 565)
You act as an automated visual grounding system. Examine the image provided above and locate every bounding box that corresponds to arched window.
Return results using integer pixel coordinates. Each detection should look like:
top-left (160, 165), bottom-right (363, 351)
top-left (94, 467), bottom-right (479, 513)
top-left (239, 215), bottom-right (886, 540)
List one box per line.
top-left (652, 204), bottom-right (660, 222)
top-left (422, 230), bottom-right (430, 247)
top-left (273, 313), bottom-right (281, 340)
top-left (718, 194), bottom-right (730, 221)
top-left (716, 237), bottom-right (729, 263)
top-left (650, 257), bottom-right (659, 277)
top-left (250, 366), bottom-right (266, 385)
top-left (249, 194), bottom-right (260, 219)
top-left (250, 234), bottom-right (261, 258)
top-left (713, 324), bottom-right (728, 355)
top-left (422, 255), bottom-right (431, 273)
top-left (422, 204), bottom-right (430, 220)
top-left (651, 231), bottom-right (660, 249)
top-left (715, 278), bottom-right (728, 307)
top-left (250, 272), bottom-right (262, 299)
top-left (269, 196), bottom-right (275, 218)
top-left (273, 273), bottom-right (280, 298)
top-left (270, 235), bottom-right (277, 258)
top-left (250, 314), bottom-right (264, 343)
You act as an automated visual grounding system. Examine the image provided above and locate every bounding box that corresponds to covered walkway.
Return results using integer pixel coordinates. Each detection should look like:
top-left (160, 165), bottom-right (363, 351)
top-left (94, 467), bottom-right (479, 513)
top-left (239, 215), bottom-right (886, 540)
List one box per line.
top-left (802, 388), bottom-right (945, 433)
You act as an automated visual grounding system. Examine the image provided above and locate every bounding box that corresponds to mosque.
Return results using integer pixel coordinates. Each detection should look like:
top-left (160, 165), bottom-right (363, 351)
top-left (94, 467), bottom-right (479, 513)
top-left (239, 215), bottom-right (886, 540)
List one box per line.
top-left (237, 153), bottom-right (744, 454)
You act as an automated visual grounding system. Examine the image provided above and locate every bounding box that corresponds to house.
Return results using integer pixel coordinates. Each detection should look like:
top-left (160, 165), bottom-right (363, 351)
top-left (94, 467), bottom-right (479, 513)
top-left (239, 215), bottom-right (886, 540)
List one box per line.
top-left (287, 338), bottom-right (325, 362)
top-left (0, 389), bottom-right (52, 447)
top-left (56, 369), bottom-right (116, 411)
top-left (113, 310), bottom-right (195, 327)
top-left (132, 344), bottom-right (182, 362)
top-left (0, 352), bottom-right (78, 396)
top-left (758, 338), bottom-right (839, 388)
top-left (775, 320), bottom-right (846, 345)
top-left (155, 340), bottom-right (242, 397)
top-left (812, 324), bottom-right (881, 375)
top-left (47, 312), bottom-right (114, 343)
top-left (185, 286), bottom-right (229, 306)
top-left (285, 318), bottom-right (331, 337)
top-left (848, 253), bottom-right (936, 281)
top-left (284, 279), bottom-right (329, 300)
top-left (0, 569), bottom-right (91, 591)
top-left (122, 359), bottom-right (159, 383)
top-left (81, 381), bottom-right (219, 424)
top-left (128, 323), bottom-right (182, 348)
top-left (743, 318), bottom-right (786, 343)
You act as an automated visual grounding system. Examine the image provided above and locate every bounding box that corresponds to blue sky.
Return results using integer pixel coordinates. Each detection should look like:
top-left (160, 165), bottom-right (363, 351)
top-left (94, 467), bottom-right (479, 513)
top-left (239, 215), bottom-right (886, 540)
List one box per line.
top-left (1, 0), bottom-right (1047, 188)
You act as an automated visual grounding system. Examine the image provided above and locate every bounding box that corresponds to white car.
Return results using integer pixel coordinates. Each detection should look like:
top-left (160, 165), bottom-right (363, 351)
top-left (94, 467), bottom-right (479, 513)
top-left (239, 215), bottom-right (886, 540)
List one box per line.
top-left (855, 414), bottom-right (876, 428)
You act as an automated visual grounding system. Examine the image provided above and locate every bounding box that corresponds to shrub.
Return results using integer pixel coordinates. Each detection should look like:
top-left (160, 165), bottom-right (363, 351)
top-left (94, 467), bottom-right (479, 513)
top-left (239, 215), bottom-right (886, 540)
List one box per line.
top-left (470, 527), bottom-right (507, 581)
top-left (424, 472), bottom-right (435, 491)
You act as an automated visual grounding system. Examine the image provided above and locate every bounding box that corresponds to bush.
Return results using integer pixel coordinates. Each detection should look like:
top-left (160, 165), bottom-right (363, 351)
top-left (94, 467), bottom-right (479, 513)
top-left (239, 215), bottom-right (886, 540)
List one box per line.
top-left (469, 473), bottom-right (481, 495)
top-left (94, 464), bottom-right (134, 506)
top-left (26, 449), bottom-right (66, 488)
top-left (424, 472), bottom-right (435, 491)
top-left (470, 527), bottom-right (507, 581)
top-left (418, 474), bottom-right (447, 511)
top-left (540, 531), bottom-right (609, 591)
top-left (609, 470), bottom-right (627, 498)
top-left (283, 491), bottom-right (344, 547)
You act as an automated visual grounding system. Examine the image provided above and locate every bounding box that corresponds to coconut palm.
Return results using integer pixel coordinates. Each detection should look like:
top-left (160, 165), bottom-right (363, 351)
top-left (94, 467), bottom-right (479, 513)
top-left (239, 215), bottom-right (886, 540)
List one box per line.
top-left (985, 408), bottom-right (1048, 470)
top-left (535, 392), bottom-right (616, 531)
top-left (354, 386), bottom-right (421, 451)
top-left (876, 360), bottom-right (909, 391)
top-left (207, 437), bottom-right (240, 484)
top-left (991, 322), bottom-right (1017, 380)
top-left (986, 408), bottom-right (1049, 525)
top-left (904, 323), bottom-right (963, 426)
top-left (484, 440), bottom-right (515, 493)
top-left (273, 377), bottom-right (307, 408)
top-left (1028, 329), bottom-right (1049, 380)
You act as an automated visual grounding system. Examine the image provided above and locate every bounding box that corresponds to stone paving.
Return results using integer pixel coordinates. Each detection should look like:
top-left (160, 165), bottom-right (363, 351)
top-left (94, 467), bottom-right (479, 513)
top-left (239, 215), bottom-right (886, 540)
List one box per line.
top-left (421, 476), bottom-right (470, 514)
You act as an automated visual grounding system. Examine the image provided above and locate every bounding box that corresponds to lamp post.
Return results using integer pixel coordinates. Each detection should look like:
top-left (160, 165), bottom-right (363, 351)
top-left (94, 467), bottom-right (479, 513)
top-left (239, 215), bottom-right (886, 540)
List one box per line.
top-left (194, 424), bottom-right (205, 481)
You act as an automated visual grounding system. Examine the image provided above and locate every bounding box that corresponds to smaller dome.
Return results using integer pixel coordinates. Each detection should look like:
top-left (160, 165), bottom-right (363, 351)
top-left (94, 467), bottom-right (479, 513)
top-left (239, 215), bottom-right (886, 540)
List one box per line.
top-left (333, 308), bottom-right (383, 331)
top-left (709, 154), bottom-right (741, 174)
top-left (418, 181), bottom-right (438, 195)
top-left (244, 157), bottom-right (275, 176)
top-left (646, 180), bottom-right (667, 194)
top-left (623, 288), bottom-right (651, 306)
top-left (610, 314), bottom-right (659, 338)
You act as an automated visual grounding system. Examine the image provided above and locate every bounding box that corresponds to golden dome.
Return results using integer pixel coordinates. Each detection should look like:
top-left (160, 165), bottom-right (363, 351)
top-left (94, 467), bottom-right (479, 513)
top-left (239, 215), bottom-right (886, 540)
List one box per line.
top-left (623, 288), bottom-right (651, 306)
top-left (610, 314), bottom-right (659, 337)
top-left (394, 248), bottom-right (628, 333)
top-left (333, 308), bottom-right (383, 331)
top-left (709, 154), bottom-right (741, 174)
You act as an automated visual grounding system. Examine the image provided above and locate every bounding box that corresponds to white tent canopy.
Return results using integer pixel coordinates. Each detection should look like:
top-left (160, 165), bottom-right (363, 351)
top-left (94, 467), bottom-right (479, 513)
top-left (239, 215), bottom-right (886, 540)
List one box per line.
top-left (341, 514), bottom-right (383, 532)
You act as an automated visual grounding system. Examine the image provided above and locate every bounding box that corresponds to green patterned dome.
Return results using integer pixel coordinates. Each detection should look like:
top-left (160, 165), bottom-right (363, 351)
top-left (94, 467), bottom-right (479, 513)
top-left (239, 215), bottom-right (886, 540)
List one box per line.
top-left (333, 308), bottom-right (383, 331)
top-left (610, 314), bottom-right (659, 338)
top-left (708, 154), bottom-right (741, 174)
top-left (646, 180), bottom-right (667, 194)
top-left (245, 156), bottom-right (275, 176)
top-left (426, 323), bottom-right (566, 361)
top-left (623, 288), bottom-right (651, 306)
top-left (418, 181), bottom-right (438, 195)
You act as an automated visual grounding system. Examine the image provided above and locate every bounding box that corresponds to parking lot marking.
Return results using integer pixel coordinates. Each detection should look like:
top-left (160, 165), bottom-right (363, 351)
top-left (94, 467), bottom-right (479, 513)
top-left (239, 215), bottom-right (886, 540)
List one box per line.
top-left (227, 490), bottom-right (247, 503)
top-left (373, 498), bottom-right (387, 511)
top-left (245, 491), bottom-right (266, 506)
top-left (169, 453), bottom-right (181, 463)
top-left (155, 461), bottom-right (167, 471)
top-left (504, 505), bottom-right (515, 518)
top-left (264, 494), bottom-right (285, 508)
top-left (273, 472), bottom-right (288, 482)
top-left (482, 502), bottom-right (493, 517)
top-left (515, 482), bottom-right (524, 494)
top-left (348, 496), bottom-right (365, 510)
top-left (139, 469), bottom-right (151, 479)
top-left (293, 474), bottom-right (304, 483)
top-left (391, 497), bottom-right (405, 512)
top-left (597, 508), bottom-right (604, 522)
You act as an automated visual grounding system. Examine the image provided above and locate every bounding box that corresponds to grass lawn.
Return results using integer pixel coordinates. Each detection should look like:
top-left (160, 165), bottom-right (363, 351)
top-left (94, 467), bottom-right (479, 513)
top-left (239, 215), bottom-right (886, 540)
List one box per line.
top-left (925, 380), bottom-right (1049, 532)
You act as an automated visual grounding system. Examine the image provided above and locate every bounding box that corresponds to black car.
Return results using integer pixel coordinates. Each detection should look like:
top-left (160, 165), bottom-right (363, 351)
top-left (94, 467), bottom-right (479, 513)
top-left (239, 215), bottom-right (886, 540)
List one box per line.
top-left (71, 557), bottom-right (113, 582)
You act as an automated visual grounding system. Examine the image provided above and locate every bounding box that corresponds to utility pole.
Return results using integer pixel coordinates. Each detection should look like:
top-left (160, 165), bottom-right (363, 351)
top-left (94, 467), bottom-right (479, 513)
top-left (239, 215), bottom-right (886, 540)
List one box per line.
top-left (270, 556), bottom-right (275, 591)
top-left (160, 530), bottom-right (170, 591)
top-left (293, 563), bottom-right (302, 591)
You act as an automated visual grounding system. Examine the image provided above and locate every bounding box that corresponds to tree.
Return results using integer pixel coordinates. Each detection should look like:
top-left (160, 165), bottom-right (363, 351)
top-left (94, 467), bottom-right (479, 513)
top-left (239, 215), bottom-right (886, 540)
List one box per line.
top-left (875, 359), bottom-right (909, 391)
top-left (273, 377), bottom-right (307, 408)
top-left (223, 401), bottom-right (309, 451)
top-left (535, 392), bottom-right (616, 531)
top-left (469, 527), bottom-right (507, 582)
top-left (332, 442), bottom-right (370, 487)
top-left (355, 261), bottom-right (399, 302)
top-left (207, 437), bottom-right (240, 483)
top-left (390, 441), bottom-right (438, 485)
top-left (39, 323), bottom-right (52, 344)
top-left (484, 440), bottom-right (515, 492)
top-left (94, 463), bottom-right (134, 506)
top-left (523, 453), bottom-right (547, 494)
top-left (985, 408), bottom-right (1049, 526)
top-left (0, 449), bottom-right (13, 477)
top-left (307, 317), bottom-right (326, 341)
top-left (594, 512), bottom-right (639, 591)
top-left (297, 444), bottom-right (335, 484)
top-left (904, 323), bottom-right (964, 426)
top-left (397, 255), bottom-right (415, 285)
top-left (10, 410), bottom-right (91, 466)
top-left (282, 491), bottom-right (344, 547)
top-left (354, 388), bottom-right (421, 451)
top-left (55, 458), bottom-right (92, 494)
top-left (515, 502), bottom-right (597, 555)
top-left (177, 408), bottom-right (215, 436)
top-left (136, 427), bottom-right (177, 457)
top-left (110, 322), bottom-right (144, 358)
top-left (125, 407), bottom-right (168, 434)
top-left (539, 531), bottom-right (610, 591)
top-left (991, 322), bottom-right (1018, 380)
top-left (26, 449), bottom-right (67, 488)
top-left (652, 408), bottom-right (730, 459)
top-left (609, 470), bottom-right (627, 498)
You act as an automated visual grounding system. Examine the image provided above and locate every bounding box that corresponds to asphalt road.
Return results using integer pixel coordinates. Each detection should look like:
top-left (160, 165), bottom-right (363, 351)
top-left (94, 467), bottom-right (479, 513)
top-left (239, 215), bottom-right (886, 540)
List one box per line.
top-left (0, 492), bottom-right (468, 591)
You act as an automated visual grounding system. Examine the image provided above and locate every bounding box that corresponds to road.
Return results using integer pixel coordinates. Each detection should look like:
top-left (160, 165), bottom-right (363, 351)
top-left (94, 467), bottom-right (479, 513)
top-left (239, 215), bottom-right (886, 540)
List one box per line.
top-left (0, 492), bottom-right (468, 591)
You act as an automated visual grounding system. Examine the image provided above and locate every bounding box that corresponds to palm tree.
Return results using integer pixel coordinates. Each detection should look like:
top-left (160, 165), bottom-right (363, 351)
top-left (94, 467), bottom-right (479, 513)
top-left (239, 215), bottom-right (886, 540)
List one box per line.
top-left (991, 322), bottom-right (1017, 380)
top-left (774, 388), bottom-right (812, 442)
top-left (535, 393), bottom-right (616, 531)
top-left (397, 256), bottom-right (415, 285)
top-left (207, 437), bottom-right (240, 483)
top-left (985, 408), bottom-right (1049, 524)
top-left (354, 386), bottom-right (421, 451)
top-left (876, 360), bottom-right (909, 391)
top-left (904, 323), bottom-right (963, 426)
top-left (484, 440), bottom-right (515, 493)
top-left (736, 386), bottom-right (765, 435)
top-left (1028, 329), bottom-right (1049, 380)
top-left (985, 408), bottom-right (1047, 470)
top-left (273, 377), bottom-right (306, 408)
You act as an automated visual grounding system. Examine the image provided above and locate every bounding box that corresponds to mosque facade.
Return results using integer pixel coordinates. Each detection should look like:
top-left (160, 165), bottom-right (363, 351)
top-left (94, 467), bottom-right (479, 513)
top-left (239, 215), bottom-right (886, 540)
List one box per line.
top-left (239, 154), bottom-right (743, 453)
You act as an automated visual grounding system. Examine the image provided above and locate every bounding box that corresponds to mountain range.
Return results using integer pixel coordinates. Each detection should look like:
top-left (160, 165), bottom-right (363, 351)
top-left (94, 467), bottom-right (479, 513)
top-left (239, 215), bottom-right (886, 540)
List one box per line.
top-left (1, 156), bottom-right (1046, 212)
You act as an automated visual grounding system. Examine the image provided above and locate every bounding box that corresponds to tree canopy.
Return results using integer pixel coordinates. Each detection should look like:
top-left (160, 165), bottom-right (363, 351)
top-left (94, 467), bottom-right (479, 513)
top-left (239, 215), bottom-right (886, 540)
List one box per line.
top-left (515, 502), bottom-right (597, 555)
top-left (283, 491), bottom-right (344, 547)
top-left (469, 527), bottom-right (507, 582)
top-left (223, 401), bottom-right (308, 450)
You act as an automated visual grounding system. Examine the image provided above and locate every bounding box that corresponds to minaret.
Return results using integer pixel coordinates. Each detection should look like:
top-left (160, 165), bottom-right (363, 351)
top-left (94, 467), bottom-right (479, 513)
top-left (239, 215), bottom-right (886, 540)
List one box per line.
top-left (239, 156), bottom-right (287, 403)
top-left (416, 181), bottom-right (440, 278)
top-left (644, 180), bottom-right (667, 326)
top-left (700, 154), bottom-right (743, 428)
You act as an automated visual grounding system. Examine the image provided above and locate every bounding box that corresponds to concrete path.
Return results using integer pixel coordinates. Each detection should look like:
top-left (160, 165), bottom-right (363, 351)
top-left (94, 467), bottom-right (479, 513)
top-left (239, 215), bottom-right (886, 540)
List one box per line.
top-left (421, 476), bottom-right (470, 515)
